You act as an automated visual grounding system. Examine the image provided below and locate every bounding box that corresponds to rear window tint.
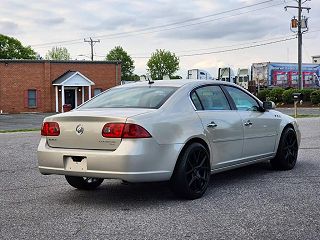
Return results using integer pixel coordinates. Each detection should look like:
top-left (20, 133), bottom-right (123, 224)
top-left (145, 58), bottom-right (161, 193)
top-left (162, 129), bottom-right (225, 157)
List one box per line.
top-left (79, 86), bottom-right (177, 109)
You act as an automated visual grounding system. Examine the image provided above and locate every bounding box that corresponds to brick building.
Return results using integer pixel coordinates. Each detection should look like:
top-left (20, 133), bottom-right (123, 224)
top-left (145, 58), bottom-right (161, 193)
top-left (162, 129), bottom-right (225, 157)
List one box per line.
top-left (0, 60), bottom-right (121, 113)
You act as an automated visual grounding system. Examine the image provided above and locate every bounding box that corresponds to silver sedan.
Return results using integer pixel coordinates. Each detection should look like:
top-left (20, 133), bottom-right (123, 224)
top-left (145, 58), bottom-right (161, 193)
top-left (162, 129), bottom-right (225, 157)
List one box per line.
top-left (38, 80), bottom-right (300, 199)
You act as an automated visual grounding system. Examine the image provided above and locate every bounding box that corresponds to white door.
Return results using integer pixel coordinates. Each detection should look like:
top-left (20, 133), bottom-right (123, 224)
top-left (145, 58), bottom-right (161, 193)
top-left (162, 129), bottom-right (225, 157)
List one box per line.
top-left (191, 85), bottom-right (244, 168)
top-left (223, 86), bottom-right (280, 159)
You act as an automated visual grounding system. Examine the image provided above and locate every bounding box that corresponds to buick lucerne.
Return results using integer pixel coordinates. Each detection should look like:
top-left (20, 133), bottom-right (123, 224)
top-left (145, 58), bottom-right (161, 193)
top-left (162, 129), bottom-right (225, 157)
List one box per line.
top-left (38, 80), bottom-right (300, 199)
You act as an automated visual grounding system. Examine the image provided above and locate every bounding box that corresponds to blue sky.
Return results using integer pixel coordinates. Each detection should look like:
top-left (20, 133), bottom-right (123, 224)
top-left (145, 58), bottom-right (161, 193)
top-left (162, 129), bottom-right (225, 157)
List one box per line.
top-left (1, 0), bottom-right (319, 78)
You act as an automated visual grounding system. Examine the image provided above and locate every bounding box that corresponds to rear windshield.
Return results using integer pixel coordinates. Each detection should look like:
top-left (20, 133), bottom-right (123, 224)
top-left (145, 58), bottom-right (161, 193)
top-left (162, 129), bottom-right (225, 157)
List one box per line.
top-left (79, 86), bottom-right (177, 109)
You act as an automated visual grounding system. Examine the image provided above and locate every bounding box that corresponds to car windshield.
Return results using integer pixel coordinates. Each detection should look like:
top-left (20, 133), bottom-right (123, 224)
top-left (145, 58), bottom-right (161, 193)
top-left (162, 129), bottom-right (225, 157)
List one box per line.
top-left (79, 86), bottom-right (178, 109)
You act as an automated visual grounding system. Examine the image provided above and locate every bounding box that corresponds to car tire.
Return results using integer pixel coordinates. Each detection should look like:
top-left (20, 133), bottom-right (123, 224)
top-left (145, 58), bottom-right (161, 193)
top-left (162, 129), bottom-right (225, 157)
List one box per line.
top-left (270, 127), bottom-right (298, 170)
top-left (170, 142), bottom-right (210, 199)
top-left (65, 176), bottom-right (104, 190)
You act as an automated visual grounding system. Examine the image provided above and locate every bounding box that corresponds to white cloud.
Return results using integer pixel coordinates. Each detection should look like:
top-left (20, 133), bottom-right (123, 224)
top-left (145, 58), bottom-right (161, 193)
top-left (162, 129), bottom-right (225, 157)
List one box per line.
top-left (0, 0), bottom-right (319, 75)
top-left (194, 58), bottom-right (228, 69)
top-left (0, 20), bottom-right (19, 35)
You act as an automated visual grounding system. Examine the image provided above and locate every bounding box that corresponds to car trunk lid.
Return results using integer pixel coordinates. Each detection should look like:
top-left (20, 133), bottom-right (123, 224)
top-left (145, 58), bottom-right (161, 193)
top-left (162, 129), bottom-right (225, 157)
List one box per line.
top-left (45, 108), bottom-right (154, 150)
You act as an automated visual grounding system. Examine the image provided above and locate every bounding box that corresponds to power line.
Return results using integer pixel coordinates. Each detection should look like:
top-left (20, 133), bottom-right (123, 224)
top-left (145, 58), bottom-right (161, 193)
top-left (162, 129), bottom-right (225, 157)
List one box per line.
top-left (129, 27), bottom-right (320, 59)
top-left (31, 0), bottom-right (279, 48)
top-left (128, 37), bottom-right (296, 59)
top-left (32, 2), bottom-right (283, 49)
top-left (129, 34), bottom-right (296, 56)
top-left (91, 0), bottom-right (277, 39)
top-left (97, 2), bottom-right (291, 41)
top-left (74, 28), bottom-right (320, 60)
top-left (179, 37), bottom-right (296, 57)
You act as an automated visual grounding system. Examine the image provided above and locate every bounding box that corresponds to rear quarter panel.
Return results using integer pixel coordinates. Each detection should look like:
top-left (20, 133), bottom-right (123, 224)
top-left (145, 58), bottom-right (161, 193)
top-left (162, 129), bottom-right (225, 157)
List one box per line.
top-left (127, 86), bottom-right (207, 146)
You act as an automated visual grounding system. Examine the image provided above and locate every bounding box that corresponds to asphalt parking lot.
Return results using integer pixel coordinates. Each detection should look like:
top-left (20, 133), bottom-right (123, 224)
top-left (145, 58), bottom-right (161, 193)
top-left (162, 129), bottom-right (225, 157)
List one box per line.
top-left (0, 113), bottom-right (54, 131)
top-left (0, 107), bottom-right (319, 131)
top-left (0, 118), bottom-right (319, 239)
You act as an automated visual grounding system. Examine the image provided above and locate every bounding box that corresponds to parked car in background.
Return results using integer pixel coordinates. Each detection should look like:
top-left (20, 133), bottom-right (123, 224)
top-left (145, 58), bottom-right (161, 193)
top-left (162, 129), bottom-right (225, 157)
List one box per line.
top-left (38, 80), bottom-right (300, 199)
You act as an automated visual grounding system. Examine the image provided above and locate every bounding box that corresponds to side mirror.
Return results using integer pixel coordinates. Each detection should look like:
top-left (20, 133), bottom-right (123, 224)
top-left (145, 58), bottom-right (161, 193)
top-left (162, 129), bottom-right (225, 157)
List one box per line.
top-left (263, 101), bottom-right (276, 110)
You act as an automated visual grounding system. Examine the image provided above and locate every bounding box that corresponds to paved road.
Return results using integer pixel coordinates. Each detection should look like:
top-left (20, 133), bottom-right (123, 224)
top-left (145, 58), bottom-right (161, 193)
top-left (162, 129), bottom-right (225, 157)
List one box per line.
top-left (0, 118), bottom-right (319, 239)
top-left (0, 108), bottom-right (319, 131)
top-left (277, 107), bottom-right (320, 116)
top-left (0, 113), bottom-right (54, 131)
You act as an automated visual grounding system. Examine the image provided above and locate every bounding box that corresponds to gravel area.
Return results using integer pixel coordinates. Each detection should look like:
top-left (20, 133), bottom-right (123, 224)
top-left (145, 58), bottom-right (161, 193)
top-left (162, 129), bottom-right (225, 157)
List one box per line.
top-left (0, 118), bottom-right (319, 239)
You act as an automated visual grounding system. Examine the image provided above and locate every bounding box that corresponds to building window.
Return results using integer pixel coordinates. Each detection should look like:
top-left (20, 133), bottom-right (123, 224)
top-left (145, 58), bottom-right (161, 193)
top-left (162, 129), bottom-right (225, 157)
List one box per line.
top-left (28, 89), bottom-right (37, 108)
top-left (94, 88), bottom-right (102, 96)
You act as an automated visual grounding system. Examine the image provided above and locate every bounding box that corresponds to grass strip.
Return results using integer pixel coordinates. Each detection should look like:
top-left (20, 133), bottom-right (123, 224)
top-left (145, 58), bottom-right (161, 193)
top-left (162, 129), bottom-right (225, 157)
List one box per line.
top-left (0, 128), bottom-right (40, 133)
top-left (290, 114), bottom-right (320, 118)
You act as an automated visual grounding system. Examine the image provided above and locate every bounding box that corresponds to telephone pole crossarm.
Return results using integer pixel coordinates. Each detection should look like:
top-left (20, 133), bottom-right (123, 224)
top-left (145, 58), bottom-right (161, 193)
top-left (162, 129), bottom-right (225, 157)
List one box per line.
top-left (84, 38), bottom-right (100, 61)
top-left (285, 6), bottom-right (311, 12)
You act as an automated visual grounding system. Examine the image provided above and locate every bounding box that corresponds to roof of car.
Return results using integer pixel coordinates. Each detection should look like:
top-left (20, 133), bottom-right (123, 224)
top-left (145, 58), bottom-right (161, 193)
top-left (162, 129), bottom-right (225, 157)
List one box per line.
top-left (118, 79), bottom-right (236, 88)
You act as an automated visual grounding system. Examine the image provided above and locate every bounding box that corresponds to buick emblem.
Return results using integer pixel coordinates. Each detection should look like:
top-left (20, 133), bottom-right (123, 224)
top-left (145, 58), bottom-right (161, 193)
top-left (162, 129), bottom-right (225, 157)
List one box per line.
top-left (75, 124), bottom-right (84, 135)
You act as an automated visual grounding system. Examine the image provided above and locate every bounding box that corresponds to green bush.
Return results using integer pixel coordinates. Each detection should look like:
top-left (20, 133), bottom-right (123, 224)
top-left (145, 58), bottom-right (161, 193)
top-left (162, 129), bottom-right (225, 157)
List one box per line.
top-left (258, 87), bottom-right (318, 104)
top-left (282, 89), bottom-right (299, 104)
top-left (300, 89), bottom-right (316, 102)
top-left (267, 88), bottom-right (285, 103)
top-left (310, 90), bottom-right (320, 104)
top-left (257, 89), bottom-right (270, 101)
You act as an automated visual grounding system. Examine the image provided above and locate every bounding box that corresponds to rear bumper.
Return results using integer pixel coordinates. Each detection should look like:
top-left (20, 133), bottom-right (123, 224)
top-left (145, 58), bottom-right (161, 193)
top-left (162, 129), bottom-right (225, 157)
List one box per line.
top-left (37, 137), bottom-right (183, 182)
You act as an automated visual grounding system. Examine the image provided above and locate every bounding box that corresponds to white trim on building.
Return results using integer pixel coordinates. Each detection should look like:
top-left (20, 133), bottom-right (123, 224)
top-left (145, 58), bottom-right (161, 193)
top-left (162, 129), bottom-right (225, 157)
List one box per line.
top-left (52, 71), bottom-right (95, 112)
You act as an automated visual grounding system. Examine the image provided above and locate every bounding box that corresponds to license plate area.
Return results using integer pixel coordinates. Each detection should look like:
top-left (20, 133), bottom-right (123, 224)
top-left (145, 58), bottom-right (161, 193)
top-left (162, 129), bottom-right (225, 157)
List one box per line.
top-left (64, 156), bottom-right (87, 172)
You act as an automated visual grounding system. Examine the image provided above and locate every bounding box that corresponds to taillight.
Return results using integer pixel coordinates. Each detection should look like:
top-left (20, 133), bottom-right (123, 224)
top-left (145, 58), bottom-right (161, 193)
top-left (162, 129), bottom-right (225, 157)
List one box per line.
top-left (122, 124), bottom-right (151, 138)
top-left (102, 123), bottom-right (125, 138)
top-left (41, 122), bottom-right (60, 136)
top-left (102, 123), bottom-right (151, 138)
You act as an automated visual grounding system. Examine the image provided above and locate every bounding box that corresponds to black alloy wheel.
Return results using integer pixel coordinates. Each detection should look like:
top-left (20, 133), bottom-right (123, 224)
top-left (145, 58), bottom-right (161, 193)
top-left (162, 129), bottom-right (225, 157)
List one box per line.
top-left (271, 127), bottom-right (298, 170)
top-left (65, 175), bottom-right (104, 190)
top-left (171, 142), bottom-right (210, 199)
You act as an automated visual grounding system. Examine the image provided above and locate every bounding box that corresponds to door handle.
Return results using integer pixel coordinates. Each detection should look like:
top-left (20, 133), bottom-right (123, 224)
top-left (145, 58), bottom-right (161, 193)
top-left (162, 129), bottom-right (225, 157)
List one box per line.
top-left (207, 121), bottom-right (218, 128)
top-left (244, 120), bottom-right (253, 126)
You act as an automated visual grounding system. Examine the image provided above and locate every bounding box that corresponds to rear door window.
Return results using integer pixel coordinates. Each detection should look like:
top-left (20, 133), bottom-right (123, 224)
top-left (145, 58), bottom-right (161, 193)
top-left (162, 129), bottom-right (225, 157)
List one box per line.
top-left (191, 85), bottom-right (231, 110)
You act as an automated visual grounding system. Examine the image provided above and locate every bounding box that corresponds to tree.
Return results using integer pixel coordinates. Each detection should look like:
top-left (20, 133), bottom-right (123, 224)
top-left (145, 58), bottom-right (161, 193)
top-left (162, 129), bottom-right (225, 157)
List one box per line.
top-left (0, 34), bottom-right (36, 59)
top-left (170, 75), bottom-right (182, 79)
top-left (147, 49), bottom-right (179, 80)
top-left (45, 46), bottom-right (71, 60)
top-left (129, 74), bottom-right (141, 81)
top-left (106, 46), bottom-right (135, 80)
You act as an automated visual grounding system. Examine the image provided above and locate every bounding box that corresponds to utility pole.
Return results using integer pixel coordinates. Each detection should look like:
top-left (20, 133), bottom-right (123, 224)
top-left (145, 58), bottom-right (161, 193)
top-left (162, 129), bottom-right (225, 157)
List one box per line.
top-left (84, 37), bottom-right (100, 61)
top-left (285, 0), bottom-right (311, 90)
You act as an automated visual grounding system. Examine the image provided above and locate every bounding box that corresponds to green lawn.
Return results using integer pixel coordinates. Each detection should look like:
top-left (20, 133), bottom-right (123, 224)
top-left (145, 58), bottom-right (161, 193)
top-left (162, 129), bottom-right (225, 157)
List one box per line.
top-left (0, 128), bottom-right (40, 133)
top-left (290, 114), bottom-right (320, 118)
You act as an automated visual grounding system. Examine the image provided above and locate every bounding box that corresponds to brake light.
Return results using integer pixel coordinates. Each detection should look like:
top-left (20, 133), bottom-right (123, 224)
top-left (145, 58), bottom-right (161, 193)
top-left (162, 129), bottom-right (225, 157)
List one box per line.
top-left (122, 124), bottom-right (151, 138)
top-left (102, 123), bottom-right (151, 138)
top-left (102, 123), bottom-right (125, 138)
top-left (41, 122), bottom-right (60, 136)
